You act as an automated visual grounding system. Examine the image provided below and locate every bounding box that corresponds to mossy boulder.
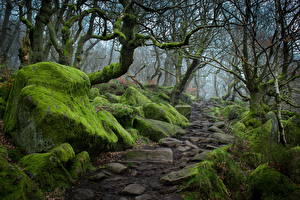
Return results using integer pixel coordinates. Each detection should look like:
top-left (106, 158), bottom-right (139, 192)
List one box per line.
top-left (0, 97), bottom-right (6, 118)
top-left (182, 161), bottom-right (230, 200)
top-left (120, 86), bottom-right (152, 106)
top-left (248, 164), bottom-right (298, 200)
top-left (206, 148), bottom-right (246, 192)
top-left (88, 87), bottom-right (100, 100)
top-left (285, 115), bottom-right (300, 145)
top-left (70, 151), bottom-right (93, 179)
top-left (286, 146), bottom-right (300, 183)
top-left (143, 103), bottom-right (189, 127)
top-left (133, 117), bottom-right (185, 141)
top-left (4, 62), bottom-right (134, 153)
top-left (19, 143), bottom-right (92, 191)
top-left (222, 105), bottom-right (247, 120)
top-left (175, 104), bottom-right (192, 118)
top-left (0, 146), bottom-right (43, 200)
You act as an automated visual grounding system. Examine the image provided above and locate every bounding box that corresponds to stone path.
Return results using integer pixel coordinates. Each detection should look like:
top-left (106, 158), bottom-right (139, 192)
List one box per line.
top-left (65, 101), bottom-right (234, 200)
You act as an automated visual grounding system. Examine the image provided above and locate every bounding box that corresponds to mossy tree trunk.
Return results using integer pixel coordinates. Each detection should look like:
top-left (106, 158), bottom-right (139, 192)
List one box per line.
top-left (20, 0), bottom-right (54, 66)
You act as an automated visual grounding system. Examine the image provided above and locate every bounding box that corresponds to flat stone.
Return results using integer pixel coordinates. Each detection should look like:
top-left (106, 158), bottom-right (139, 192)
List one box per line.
top-left (119, 198), bottom-right (128, 200)
top-left (210, 132), bottom-right (234, 144)
top-left (177, 145), bottom-right (191, 152)
top-left (73, 188), bottom-right (95, 200)
top-left (159, 137), bottom-right (183, 147)
top-left (208, 126), bottom-right (224, 133)
top-left (188, 137), bottom-right (204, 143)
top-left (88, 172), bottom-right (107, 181)
top-left (135, 194), bottom-right (153, 200)
top-left (122, 184), bottom-right (145, 195)
top-left (191, 151), bottom-right (209, 161)
top-left (185, 140), bottom-right (199, 149)
top-left (122, 148), bottom-right (173, 163)
top-left (206, 144), bottom-right (219, 149)
top-left (175, 105), bottom-right (192, 118)
top-left (160, 164), bottom-right (199, 184)
top-left (213, 121), bottom-right (226, 128)
top-left (106, 162), bottom-right (128, 174)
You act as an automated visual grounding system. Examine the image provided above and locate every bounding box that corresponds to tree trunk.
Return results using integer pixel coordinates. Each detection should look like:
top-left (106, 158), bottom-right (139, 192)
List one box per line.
top-left (171, 59), bottom-right (199, 105)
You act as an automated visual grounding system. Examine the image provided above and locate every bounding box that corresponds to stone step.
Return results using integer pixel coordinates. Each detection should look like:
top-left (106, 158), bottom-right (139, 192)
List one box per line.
top-left (121, 148), bottom-right (173, 163)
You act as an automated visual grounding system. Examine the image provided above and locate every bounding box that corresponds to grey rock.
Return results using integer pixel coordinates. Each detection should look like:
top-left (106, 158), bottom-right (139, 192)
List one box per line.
top-left (206, 144), bottom-right (219, 149)
top-left (213, 121), bottom-right (226, 128)
top-left (191, 151), bottom-right (209, 161)
top-left (160, 163), bottom-right (200, 184)
top-left (177, 145), bottom-right (191, 152)
top-left (135, 194), bottom-right (153, 200)
top-left (123, 148), bottom-right (173, 163)
top-left (210, 132), bottom-right (234, 144)
top-left (73, 188), bottom-right (95, 200)
top-left (119, 197), bottom-right (128, 200)
top-left (208, 126), bottom-right (224, 133)
top-left (106, 162), bottom-right (128, 174)
top-left (188, 137), bottom-right (203, 143)
top-left (184, 140), bottom-right (199, 149)
top-left (159, 137), bottom-right (183, 147)
top-left (88, 172), bottom-right (106, 181)
top-left (122, 184), bottom-right (145, 195)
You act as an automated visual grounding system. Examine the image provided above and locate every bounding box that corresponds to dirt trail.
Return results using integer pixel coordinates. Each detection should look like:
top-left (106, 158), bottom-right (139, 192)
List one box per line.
top-left (65, 101), bottom-right (233, 200)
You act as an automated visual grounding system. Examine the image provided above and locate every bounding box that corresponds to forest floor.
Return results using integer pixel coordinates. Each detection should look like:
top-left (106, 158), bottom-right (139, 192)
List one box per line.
top-left (64, 101), bottom-right (234, 200)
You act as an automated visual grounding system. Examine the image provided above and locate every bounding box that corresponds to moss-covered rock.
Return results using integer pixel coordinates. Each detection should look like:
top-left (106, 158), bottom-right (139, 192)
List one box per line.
top-left (143, 103), bottom-right (189, 127)
top-left (182, 161), bottom-right (230, 200)
top-left (0, 146), bottom-right (43, 200)
top-left (18, 143), bottom-right (92, 191)
top-left (206, 148), bottom-right (246, 192)
top-left (105, 93), bottom-right (121, 103)
top-left (248, 164), bottom-right (298, 200)
top-left (286, 146), bottom-right (300, 184)
top-left (285, 115), bottom-right (300, 145)
top-left (88, 87), bottom-right (100, 100)
top-left (133, 117), bottom-right (185, 141)
top-left (231, 121), bottom-right (247, 137)
top-left (19, 143), bottom-right (75, 190)
top-left (70, 151), bottom-right (93, 179)
top-left (222, 105), bottom-right (248, 121)
top-left (175, 104), bottom-right (192, 118)
top-left (4, 62), bottom-right (134, 153)
top-left (120, 86), bottom-right (152, 106)
top-left (0, 97), bottom-right (6, 118)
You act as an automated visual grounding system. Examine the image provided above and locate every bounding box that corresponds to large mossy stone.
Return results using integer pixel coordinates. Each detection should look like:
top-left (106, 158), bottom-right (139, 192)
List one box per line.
top-left (120, 86), bottom-right (152, 106)
top-left (285, 115), bottom-right (300, 145)
top-left (4, 62), bottom-right (134, 153)
top-left (248, 164), bottom-right (298, 200)
top-left (133, 117), bottom-right (185, 141)
top-left (18, 143), bottom-right (92, 191)
top-left (0, 146), bottom-right (43, 200)
top-left (143, 103), bottom-right (189, 127)
top-left (175, 104), bottom-right (192, 118)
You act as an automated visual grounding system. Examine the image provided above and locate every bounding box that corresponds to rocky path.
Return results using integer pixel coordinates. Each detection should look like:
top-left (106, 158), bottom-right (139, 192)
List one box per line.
top-left (65, 101), bottom-right (234, 200)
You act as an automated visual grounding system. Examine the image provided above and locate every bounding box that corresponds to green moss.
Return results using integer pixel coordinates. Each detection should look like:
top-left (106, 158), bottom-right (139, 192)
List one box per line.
top-left (49, 143), bottom-right (75, 163)
top-left (285, 115), bottom-right (300, 145)
top-left (182, 161), bottom-right (230, 200)
top-left (222, 105), bottom-right (248, 121)
top-left (206, 148), bottom-right (246, 191)
top-left (240, 152), bottom-right (264, 168)
top-left (248, 164), bottom-right (298, 200)
top-left (120, 86), bottom-right (152, 106)
top-left (88, 87), bottom-right (100, 100)
top-left (175, 105), bottom-right (192, 118)
top-left (105, 93), bottom-right (121, 103)
top-left (231, 122), bottom-right (247, 137)
top-left (96, 82), bottom-right (127, 96)
top-left (97, 110), bottom-right (134, 148)
top-left (133, 117), bottom-right (185, 141)
top-left (0, 146), bottom-right (43, 200)
top-left (0, 97), bottom-right (6, 118)
top-left (240, 111), bottom-right (262, 129)
top-left (70, 151), bottom-right (94, 179)
top-left (4, 62), bottom-right (131, 153)
top-left (18, 143), bottom-right (76, 191)
top-left (286, 146), bottom-right (300, 183)
top-left (143, 103), bottom-right (189, 127)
